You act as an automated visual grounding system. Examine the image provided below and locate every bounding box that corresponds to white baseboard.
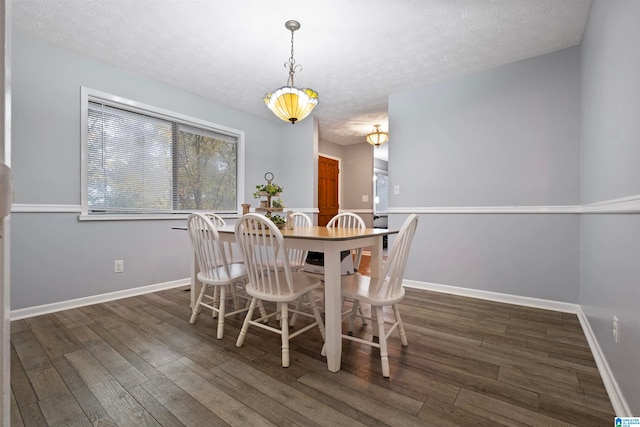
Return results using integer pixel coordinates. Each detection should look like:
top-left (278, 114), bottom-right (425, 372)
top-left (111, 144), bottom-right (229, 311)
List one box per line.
top-left (403, 279), bottom-right (631, 417)
top-left (575, 307), bottom-right (632, 417)
top-left (10, 278), bottom-right (190, 321)
top-left (403, 280), bottom-right (580, 313)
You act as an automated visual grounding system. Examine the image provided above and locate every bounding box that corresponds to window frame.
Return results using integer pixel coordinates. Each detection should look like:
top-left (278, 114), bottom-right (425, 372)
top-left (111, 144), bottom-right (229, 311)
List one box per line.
top-left (80, 87), bottom-right (245, 221)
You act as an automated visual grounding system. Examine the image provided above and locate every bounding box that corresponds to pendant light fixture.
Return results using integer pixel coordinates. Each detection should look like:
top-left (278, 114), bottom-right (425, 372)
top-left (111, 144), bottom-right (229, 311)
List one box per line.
top-left (366, 124), bottom-right (389, 147)
top-left (264, 20), bottom-right (318, 124)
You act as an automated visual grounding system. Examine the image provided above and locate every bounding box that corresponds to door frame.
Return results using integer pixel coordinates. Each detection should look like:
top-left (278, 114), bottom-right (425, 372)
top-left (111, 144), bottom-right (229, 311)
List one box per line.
top-left (1, 3), bottom-right (10, 424)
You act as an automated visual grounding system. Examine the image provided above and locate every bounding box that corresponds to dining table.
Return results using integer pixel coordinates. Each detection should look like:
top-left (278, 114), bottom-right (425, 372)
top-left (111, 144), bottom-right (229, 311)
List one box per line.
top-left (183, 222), bottom-right (398, 373)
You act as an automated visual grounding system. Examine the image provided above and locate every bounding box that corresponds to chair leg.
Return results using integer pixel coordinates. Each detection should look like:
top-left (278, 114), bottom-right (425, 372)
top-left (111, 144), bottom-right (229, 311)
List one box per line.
top-left (236, 297), bottom-right (258, 348)
top-left (189, 283), bottom-right (208, 324)
top-left (375, 306), bottom-right (390, 377)
top-left (257, 300), bottom-right (268, 322)
top-left (393, 304), bottom-right (408, 346)
top-left (211, 286), bottom-right (219, 319)
top-left (358, 303), bottom-right (367, 326)
top-left (229, 283), bottom-right (240, 311)
top-left (348, 299), bottom-right (359, 334)
top-left (216, 286), bottom-right (226, 339)
top-left (308, 292), bottom-right (325, 341)
top-left (371, 306), bottom-right (379, 338)
top-left (289, 296), bottom-right (304, 327)
top-left (280, 303), bottom-right (290, 367)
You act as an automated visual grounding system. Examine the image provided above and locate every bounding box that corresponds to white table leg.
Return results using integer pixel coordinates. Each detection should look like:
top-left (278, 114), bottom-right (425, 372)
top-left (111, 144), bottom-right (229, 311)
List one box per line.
top-left (369, 237), bottom-right (383, 337)
top-left (323, 242), bottom-right (342, 372)
top-left (370, 237), bottom-right (383, 280)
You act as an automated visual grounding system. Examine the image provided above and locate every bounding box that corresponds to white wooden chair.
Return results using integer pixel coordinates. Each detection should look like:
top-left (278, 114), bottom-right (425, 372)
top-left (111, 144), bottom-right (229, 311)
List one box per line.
top-left (326, 213), bottom-right (419, 377)
top-left (187, 213), bottom-right (250, 339)
top-left (235, 213), bottom-right (325, 368)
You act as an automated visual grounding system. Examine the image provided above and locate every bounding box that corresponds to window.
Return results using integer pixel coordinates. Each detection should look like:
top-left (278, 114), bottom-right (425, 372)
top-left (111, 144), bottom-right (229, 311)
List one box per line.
top-left (374, 171), bottom-right (389, 214)
top-left (81, 88), bottom-right (243, 218)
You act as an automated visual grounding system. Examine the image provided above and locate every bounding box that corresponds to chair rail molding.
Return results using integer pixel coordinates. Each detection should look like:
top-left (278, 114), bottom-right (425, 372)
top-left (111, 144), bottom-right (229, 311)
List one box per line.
top-left (340, 208), bottom-right (374, 214)
top-left (13, 195), bottom-right (640, 216)
top-left (580, 193), bottom-right (640, 214)
top-left (388, 194), bottom-right (640, 215)
top-left (11, 203), bottom-right (81, 213)
top-left (388, 205), bottom-right (580, 214)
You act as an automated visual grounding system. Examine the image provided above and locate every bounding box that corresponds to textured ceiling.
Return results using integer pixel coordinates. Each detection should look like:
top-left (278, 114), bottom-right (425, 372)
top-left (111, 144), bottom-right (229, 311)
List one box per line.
top-left (13, 0), bottom-right (592, 153)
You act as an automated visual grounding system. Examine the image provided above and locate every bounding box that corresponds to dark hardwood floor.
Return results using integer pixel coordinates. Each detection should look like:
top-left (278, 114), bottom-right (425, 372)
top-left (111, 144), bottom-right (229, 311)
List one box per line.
top-left (10, 280), bottom-right (614, 426)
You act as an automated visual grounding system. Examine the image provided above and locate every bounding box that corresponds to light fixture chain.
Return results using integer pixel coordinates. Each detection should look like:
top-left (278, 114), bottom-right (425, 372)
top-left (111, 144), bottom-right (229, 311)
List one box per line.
top-left (284, 26), bottom-right (303, 86)
top-left (290, 28), bottom-right (295, 68)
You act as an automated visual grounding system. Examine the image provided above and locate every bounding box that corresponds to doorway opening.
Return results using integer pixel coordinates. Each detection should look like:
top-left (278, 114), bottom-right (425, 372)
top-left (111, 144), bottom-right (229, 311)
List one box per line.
top-left (373, 169), bottom-right (389, 248)
top-left (318, 155), bottom-right (339, 226)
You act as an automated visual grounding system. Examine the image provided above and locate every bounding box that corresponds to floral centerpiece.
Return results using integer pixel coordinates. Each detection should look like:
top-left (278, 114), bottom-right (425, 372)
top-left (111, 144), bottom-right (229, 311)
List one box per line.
top-left (269, 214), bottom-right (286, 228)
top-left (253, 172), bottom-right (284, 211)
top-left (252, 182), bottom-right (283, 198)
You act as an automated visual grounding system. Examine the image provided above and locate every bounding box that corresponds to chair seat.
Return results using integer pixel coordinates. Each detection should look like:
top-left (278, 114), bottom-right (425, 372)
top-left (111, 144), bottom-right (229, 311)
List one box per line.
top-left (197, 262), bottom-right (247, 286)
top-left (276, 259), bottom-right (304, 271)
top-left (245, 271), bottom-right (323, 302)
top-left (340, 273), bottom-right (405, 306)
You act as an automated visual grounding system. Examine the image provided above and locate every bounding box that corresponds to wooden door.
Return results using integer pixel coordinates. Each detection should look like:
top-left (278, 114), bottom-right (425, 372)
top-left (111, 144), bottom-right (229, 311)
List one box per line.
top-left (318, 156), bottom-right (339, 226)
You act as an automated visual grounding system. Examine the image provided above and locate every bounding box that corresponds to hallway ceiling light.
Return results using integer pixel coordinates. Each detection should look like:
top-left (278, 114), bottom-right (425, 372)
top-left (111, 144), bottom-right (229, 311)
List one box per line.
top-left (366, 124), bottom-right (389, 147)
top-left (264, 20), bottom-right (318, 124)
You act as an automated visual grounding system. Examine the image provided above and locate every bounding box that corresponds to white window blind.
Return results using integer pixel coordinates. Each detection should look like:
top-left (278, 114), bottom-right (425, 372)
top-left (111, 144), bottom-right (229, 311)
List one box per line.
top-left (86, 99), bottom-right (238, 215)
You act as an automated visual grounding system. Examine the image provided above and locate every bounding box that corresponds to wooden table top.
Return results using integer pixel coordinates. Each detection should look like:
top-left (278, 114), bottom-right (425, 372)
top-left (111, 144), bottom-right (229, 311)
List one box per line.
top-left (174, 224), bottom-right (397, 241)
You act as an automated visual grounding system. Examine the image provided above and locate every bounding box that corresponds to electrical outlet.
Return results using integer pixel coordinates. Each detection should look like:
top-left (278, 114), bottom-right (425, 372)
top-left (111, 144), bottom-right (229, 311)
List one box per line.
top-left (612, 315), bottom-right (619, 344)
top-left (114, 260), bottom-right (124, 273)
top-left (393, 185), bottom-right (400, 195)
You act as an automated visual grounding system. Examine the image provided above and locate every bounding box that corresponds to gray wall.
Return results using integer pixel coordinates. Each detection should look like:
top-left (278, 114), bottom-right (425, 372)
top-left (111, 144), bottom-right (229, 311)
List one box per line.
top-left (11, 32), bottom-right (315, 310)
top-left (579, 0), bottom-right (640, 414)
top-left (388, 47), bottom-right (581, 302)
top-left (342, 143), bottom-right (374, 227)
top-left (318, 138), bottom-right (344, 160)
top-left (279, 116), bottom-right (316, 209)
